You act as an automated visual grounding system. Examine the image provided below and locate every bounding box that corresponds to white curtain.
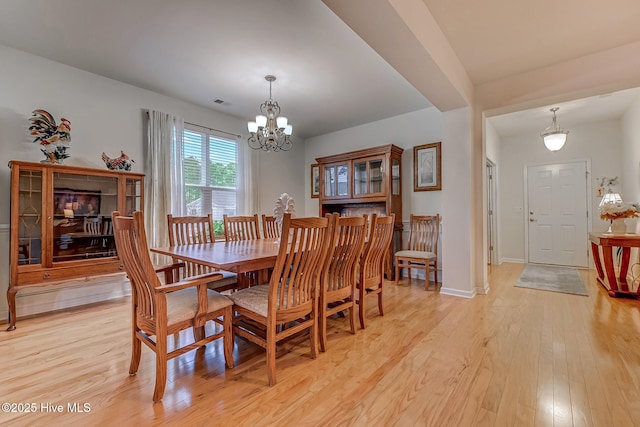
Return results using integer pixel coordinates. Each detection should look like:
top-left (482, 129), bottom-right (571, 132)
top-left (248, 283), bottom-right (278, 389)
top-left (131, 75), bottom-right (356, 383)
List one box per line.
top-left (237, 139), bottom-right (257, 215)
top-left (144, 110), bottom-right (184, 262)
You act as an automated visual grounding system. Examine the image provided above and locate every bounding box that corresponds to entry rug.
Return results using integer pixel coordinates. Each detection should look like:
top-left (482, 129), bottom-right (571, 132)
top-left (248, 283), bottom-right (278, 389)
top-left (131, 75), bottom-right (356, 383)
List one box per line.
top-left (515, 264), bottom-right (588, 296)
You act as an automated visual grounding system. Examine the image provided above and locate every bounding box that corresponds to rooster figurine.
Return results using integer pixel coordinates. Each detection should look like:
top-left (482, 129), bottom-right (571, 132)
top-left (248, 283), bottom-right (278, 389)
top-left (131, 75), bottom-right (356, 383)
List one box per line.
top-left (101, 151), bottom-right (134, 171)
top-left (29, 109), bottom-right (71, 163)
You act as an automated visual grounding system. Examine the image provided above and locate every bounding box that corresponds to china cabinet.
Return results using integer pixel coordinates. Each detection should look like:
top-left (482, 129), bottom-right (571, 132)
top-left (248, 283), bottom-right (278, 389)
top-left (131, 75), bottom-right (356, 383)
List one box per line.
top-left (7, 160), bottom-right (144, 330)
top-left (316, 144), bottom-right (403, 277)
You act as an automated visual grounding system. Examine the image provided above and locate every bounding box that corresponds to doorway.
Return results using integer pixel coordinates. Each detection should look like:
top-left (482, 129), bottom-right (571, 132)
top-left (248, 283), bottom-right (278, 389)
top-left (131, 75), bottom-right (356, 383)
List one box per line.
top-left (526, 161), bottom-right (589, 267)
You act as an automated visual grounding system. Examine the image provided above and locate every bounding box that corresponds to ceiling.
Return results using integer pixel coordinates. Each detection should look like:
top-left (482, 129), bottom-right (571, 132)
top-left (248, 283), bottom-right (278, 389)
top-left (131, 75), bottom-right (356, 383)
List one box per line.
top-left (2, 0), bottom-right (640, 139)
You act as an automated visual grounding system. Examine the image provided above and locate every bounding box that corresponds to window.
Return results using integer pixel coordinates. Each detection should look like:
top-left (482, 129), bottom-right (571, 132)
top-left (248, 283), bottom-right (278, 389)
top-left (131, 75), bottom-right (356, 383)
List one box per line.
top-left (180, 127), bottom-right (238, 235)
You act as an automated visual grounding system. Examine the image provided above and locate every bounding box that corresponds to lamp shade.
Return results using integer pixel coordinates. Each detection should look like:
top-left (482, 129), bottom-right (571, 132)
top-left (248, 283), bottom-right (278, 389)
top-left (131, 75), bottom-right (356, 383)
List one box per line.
top-left (542, 132), bottom-right (567, 152)
top-left (599, 192), bottom-right (623, 208)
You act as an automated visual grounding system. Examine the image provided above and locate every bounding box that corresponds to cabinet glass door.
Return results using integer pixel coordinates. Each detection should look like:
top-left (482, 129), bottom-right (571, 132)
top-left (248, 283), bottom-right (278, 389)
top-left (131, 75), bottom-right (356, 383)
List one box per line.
top-left (51, 172), bottom-right (119, 262)
top-left (353, 156), bottom-right (385, 197)
top-left (324, 162), bottom-right (350, 198)
top-left (17, 169), bottom-right (43, 265)
top-left (392, 158), bottom-right (400, 195)
top-left (125, 177), bottom-right (143, 215)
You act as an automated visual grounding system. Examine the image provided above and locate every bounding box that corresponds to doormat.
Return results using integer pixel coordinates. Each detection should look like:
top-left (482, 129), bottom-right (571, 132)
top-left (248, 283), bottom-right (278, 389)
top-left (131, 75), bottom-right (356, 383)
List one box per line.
top-left (515, 264), bottom-right (588, 296)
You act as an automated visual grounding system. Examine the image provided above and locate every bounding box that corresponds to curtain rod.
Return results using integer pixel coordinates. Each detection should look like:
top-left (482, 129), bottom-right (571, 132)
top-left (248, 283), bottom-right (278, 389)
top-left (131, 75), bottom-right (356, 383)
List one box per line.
top-left (144, 111), bottom-right (242, 139)
top-left (184, 121), bottom-right (242, 139)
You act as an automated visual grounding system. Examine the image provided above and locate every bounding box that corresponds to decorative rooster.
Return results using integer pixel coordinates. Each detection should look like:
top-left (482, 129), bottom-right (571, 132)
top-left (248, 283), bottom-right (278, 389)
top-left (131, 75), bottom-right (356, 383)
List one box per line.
top-left (28, 109), bottom-right (71, 163)
top-left (101, 151), bottom-right (134, 171)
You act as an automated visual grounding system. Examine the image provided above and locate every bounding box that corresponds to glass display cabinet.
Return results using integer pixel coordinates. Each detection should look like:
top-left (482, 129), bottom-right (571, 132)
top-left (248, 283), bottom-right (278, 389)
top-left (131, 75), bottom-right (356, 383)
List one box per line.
top-left (7, 160), bottom-right (144, 330)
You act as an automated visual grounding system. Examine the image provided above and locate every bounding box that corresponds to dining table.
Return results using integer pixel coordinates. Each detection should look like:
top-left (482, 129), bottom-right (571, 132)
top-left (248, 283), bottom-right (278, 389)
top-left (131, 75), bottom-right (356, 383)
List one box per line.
top-left (151, 238), bottom-right (281, 289)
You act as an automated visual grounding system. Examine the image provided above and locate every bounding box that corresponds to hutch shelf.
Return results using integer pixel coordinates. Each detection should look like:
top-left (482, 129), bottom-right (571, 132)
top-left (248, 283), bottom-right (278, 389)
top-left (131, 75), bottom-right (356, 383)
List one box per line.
top-left (7, 160), bottom-right (144, 330)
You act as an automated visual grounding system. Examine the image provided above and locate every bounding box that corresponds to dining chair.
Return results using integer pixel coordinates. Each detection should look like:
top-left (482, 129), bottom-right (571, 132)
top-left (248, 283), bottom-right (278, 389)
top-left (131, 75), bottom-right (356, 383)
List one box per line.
top-left (228, 213), bottom-right (331, 386)
top-left (319, 213), bottom-right (367, 352)
top-left (167, 214), bottom-right (238, 291)
top-left (261, 214), bottom-right (280, 239)
top-left (223, 214), bottom-right (261, 242)
top-left (83, 216), bottom-right (102, 253)
top-left (357, 213), bottom-right (395, 329)
top-left (112, 211), bottom-right (234, 402)
top-left (394, 214), bottom-right (440, 290)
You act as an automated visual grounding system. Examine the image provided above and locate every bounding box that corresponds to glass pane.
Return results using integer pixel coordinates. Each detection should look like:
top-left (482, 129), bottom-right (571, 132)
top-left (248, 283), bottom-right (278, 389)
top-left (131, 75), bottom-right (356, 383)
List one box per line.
top-left (17, 170), bottom-right (43, 265)
top-left (325, 167), bottom-right (335, 197)
top-left (337, 165), bottom-right (348, 196)
top-left (354, 161), bottom-right (366, 195)
top-left (52, 172), bottom-right (119, 262)
top-left (369, 159), bottom-right (383, 193)
top-left (125, 178), bottom-right (142, 215)
top-left (392, 159), bottom-right (400, 195)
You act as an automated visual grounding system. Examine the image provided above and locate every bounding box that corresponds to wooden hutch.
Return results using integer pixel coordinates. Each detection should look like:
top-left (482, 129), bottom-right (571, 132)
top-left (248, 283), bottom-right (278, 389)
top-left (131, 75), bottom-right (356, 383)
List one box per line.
top-left (7, 160), bottom-right (144, 330)
top-left (316, 144), bottom-right (403, 275)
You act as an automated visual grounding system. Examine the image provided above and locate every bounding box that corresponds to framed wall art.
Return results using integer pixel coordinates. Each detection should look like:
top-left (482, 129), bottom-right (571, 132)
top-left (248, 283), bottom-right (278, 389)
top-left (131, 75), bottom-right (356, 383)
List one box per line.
top-left (414, 142), bottom-right (441, 191)
top-left (311, 163), bottom-right (320, 198)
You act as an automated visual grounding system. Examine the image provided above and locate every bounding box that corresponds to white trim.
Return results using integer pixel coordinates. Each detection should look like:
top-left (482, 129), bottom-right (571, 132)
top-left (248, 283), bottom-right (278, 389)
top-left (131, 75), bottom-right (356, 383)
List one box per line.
top-left (440, 286), bottom-right (477, 298)
top-left (477, 282), bottom-right (490, 295)
top-left (500, 257), bottom-right (525, 264)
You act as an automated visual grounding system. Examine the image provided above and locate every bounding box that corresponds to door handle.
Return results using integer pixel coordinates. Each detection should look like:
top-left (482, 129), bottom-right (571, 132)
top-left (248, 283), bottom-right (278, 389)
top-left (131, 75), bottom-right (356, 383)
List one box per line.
top-left (529, 218), bottom-right (537, 222)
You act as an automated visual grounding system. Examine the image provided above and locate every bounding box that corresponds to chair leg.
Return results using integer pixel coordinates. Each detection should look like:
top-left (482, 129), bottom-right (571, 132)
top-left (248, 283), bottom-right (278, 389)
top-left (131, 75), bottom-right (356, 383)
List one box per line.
top-left (434, 261), bottom-right (438, 288)
top-left (377, 286), bottom-right (384, 316)
top-left (223, 307), bottom-right (234, 368)
top-left (153, 337), bottom-right (168, 402)
top-left (319, 309), bottom-right (327, 353)
top-left (129, 331), bottom-right (142, 375)
top-left (349, 302), bottom-right (356, 334)
top-left (310, 313), bottom-right (319, 359)
top-left (395, 259), bottom-right (400, 284)
top-left (193, 325), bottom-right (205, 343)
top-left (266, 337), bottom-right (277, 387)
top-left (358, 286), bottom-right (366, 329)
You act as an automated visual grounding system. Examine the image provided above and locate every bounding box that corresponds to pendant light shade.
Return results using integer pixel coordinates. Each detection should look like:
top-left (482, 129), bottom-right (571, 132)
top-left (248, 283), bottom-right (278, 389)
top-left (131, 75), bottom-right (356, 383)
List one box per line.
top-left (540, 107), bottom-right (569, 152)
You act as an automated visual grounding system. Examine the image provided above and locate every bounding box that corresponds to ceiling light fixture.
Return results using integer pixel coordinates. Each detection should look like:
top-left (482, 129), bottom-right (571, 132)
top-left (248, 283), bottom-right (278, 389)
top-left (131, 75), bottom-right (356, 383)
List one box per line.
top-left (540, 107), bottom-right (569, 152)
top-left (247, 75), bottom-right (293, 152)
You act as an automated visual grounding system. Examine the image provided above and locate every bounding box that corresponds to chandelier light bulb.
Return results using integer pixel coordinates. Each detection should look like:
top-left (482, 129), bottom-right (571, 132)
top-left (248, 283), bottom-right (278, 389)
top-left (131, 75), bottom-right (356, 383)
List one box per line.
top-left (256, 115), bottom-right (267, 128)
top-left (247, 121), bottom-right (258, 132)
top-left (277, 116), bottom-right (288, 129)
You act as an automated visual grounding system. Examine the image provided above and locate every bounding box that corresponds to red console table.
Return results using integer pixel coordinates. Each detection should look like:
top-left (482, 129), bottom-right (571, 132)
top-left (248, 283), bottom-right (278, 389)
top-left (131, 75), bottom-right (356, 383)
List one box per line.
top-left (589, 232), bottom-right (640, 298)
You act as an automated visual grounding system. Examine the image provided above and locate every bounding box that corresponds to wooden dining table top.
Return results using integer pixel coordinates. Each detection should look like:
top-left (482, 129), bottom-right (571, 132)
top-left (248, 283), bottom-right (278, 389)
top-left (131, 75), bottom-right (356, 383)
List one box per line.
top-left (151, 238), bottom-right (281, 273)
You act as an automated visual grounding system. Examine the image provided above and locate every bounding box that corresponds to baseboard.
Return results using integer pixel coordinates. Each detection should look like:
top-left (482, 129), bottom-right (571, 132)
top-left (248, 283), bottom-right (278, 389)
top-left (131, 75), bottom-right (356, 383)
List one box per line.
top-left (476, 281), bottom-right (490, 295)
top-left (1, 274), bottom-right (131, 322)
top-left (440, 287), bottom-right (477, 299)
top-left (500, 258), bottom-right (525, 264)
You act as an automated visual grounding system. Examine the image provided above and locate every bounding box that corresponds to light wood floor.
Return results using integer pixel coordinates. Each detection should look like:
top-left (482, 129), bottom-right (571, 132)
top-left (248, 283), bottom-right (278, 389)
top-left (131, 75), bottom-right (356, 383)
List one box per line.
top-left (1, 263), bottom-right (639, 426)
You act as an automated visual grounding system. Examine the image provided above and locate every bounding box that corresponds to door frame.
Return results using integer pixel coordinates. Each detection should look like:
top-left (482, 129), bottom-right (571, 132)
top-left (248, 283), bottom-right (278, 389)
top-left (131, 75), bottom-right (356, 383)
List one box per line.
top-left (486, 159), bottom-right (498, 265)
top-left (523, 158), bottom-right (593, 266)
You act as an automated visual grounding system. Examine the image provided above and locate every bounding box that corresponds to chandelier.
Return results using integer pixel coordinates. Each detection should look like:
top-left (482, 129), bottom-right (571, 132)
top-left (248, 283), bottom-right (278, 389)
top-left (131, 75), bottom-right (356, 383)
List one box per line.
top-left (247, 75), bottom-right (293, 152)
top-left (540, 107), bottom-right (569, 152)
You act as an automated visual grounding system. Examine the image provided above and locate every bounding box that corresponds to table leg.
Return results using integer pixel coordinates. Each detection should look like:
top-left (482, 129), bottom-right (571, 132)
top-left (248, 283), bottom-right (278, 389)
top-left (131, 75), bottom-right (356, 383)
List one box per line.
top-left (601, 245), bottom-right (619, 295)
top-left (591, 242), bottom-right (604, 280)
top-left (618, 247), bottom-right (631, 292)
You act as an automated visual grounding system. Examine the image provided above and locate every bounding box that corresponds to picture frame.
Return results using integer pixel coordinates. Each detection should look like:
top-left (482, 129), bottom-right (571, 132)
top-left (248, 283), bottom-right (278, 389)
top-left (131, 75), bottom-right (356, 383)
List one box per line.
top-left (414, 142), bottom-right (441, 191)
top-left (54, 188), bottom-right (102, 217)
top-left (311, 163), bottom-right (320, 198)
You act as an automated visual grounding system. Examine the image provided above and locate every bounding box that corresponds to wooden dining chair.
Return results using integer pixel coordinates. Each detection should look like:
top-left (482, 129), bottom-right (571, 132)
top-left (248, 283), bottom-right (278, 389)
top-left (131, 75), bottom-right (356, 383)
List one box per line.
top-left (112, 211), bottom-right (234, 402)
top-left (223, 214), bottom-right (261, 242)
top-left (167, 214), bottom-right (238, 291)
top-left (357, 213), bottom-right (395, 329)
top-left (319, 214), bottom-right (367, 352)
top-left (228, 213), bottom-right (331, 386)
top-left (261, 214), bottom-right (280, 239)
top-left (394, 214), bottom-right (440, 290)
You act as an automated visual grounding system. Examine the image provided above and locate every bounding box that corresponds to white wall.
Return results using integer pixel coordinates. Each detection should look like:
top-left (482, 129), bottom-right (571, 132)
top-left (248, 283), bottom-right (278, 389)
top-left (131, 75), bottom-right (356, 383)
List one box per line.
top-left (621, 95), bottom-right (640, 205)
top-left (499, 119), bottom-right (622, 262)
top-left (0, 45), bottom-right (301, 321)
top-left (304, 107), bottom-right (443, 219)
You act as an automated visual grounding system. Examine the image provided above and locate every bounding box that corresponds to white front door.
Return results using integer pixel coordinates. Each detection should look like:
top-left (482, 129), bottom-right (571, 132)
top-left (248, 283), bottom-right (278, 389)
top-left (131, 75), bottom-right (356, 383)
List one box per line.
top-left (527, 161), bottom-right (588, 267)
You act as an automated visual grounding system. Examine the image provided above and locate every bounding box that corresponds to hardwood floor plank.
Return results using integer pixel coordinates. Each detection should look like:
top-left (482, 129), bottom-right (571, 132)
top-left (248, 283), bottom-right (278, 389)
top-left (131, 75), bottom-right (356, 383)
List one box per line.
top-left (1, 263), bottom-right (639, 426)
